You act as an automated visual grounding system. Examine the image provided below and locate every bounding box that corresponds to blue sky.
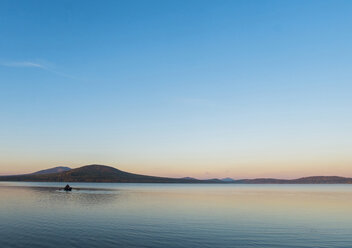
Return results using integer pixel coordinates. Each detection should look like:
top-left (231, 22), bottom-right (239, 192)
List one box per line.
top-left (1, 0), bottom-right (352, 178)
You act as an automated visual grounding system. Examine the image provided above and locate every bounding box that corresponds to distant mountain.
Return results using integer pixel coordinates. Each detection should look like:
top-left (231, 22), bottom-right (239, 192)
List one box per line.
top-left (236, 176), bottom-right (352, 184)
top-left (181, 177), bottom-right (197, 180)
top-left (0, 164), bottom-right (222, 183)
top-left (32, 166), bottom-right (71, 175)
top-left (1, 165), bottom-right (352, 184)
top-left (220, 177), bottom-right (235, 182)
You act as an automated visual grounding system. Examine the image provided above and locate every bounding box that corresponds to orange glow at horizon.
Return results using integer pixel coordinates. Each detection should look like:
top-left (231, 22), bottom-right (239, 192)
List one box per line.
top-left (1, 154), bottom-right (352, 180)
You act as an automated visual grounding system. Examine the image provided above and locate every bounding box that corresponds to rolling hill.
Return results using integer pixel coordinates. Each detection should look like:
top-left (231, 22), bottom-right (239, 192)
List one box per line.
top-left (0, 164), bottom-right (221, 183)
top-left (32, 166), bottom-right (71, 175)
top-left (236, 176), bottom-right (352, 184)
top-left (1, 164), bottom-right (352, 183)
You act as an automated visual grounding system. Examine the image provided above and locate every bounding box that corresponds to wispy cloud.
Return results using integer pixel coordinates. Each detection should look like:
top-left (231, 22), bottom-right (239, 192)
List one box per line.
top-left (0, 60), bottom-right (78, 79)
top-left (0, 61), bottom-right (46, 68)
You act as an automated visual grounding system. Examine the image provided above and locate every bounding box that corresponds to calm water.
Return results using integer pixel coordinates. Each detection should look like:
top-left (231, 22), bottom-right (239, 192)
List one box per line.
top-left (1, 182), bottom-right (352, 248)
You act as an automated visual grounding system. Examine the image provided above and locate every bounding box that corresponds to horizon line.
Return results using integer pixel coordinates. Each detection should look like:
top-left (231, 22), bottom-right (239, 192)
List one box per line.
top-left (1, 164), bottom-right (352, 181)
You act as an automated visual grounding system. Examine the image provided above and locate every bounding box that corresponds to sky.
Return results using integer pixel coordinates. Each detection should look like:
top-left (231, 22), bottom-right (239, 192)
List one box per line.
top-left (1, 0), bottom-right (352, 179)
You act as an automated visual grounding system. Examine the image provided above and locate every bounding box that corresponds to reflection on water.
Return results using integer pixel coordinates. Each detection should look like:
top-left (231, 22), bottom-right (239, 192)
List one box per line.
top-left (1, 182), bottom-right (352, 248)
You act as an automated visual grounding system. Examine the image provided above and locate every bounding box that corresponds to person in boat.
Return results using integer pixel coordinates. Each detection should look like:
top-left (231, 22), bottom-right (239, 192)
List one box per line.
top-left (64, 184), bottom-right (72, 191)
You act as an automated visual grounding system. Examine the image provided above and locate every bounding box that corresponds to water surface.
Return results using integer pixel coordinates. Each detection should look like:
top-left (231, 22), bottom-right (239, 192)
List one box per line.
top-left (1, 182), bottom-right (351, 248)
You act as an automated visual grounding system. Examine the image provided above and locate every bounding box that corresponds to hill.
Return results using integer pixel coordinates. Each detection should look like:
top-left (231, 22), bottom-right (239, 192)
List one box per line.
top-left (1, 165), bottom-right (352, 183)
top-left (32, 166), bottom-right (71, 175)
top-left (0, 164), bottom-right (221, 183)
top-left (221, 177), bottom-right (235, 182)
top-left (236, 176), bottom-right (352, 184)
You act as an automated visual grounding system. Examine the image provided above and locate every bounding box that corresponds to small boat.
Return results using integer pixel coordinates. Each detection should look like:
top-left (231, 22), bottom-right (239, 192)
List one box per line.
top-left (63, 184), bottom-right (72, 191)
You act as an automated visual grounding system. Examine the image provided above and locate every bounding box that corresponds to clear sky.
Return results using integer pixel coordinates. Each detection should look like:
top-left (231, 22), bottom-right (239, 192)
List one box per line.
top-left (1, 0), bottom-right (352, 179)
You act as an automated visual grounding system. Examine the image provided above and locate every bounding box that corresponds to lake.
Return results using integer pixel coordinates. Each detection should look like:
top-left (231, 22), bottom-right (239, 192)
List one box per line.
top-left (0, 182), bottom-right (351, 248)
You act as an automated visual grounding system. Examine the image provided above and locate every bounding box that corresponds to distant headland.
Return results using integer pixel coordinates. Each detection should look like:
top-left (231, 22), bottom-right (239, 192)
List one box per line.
top-left (1, 164), bottom-right (352, 184)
